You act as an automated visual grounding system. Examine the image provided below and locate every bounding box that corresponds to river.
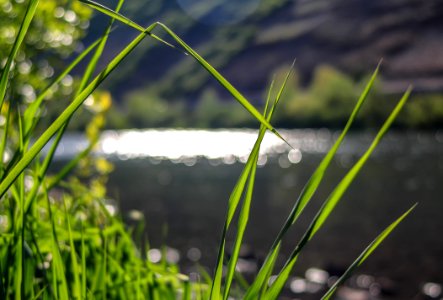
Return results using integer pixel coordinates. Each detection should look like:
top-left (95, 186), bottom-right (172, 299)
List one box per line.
top-left (50, 129), bottom-right (443, 299)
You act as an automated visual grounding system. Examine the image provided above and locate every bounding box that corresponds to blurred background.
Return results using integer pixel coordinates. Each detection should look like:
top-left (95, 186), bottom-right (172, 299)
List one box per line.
top-left (78, 0), bottom-right (443, 131)
top-left (2, 0), bottom-right (443, 299)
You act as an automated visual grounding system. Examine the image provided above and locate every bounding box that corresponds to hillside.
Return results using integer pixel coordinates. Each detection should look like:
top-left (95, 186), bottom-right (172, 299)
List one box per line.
top-left (72, 0), bottom-right (443, 129)
top-left (84, 0), bottom-right (443, 99)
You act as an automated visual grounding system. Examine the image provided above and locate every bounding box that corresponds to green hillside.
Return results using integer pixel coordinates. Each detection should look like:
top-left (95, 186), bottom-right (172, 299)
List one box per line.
top-left (77, 0), bottom-right (443, 129)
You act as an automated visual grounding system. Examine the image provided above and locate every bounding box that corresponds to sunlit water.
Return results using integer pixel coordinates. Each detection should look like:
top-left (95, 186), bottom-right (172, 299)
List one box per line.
top-left (48, 129), bottom-right (443, 300)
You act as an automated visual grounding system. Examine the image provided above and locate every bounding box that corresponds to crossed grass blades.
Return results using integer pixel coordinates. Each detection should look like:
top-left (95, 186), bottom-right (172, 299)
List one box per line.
top-left (0, 0), bottom-right (416, 299)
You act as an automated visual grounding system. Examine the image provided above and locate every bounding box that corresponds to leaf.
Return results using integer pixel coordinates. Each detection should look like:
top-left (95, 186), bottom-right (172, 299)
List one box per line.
top-left (322, 204), bottom-right (417, 300)
top-left (63, 198), bottom-right (81, 299)
top-left (209, 79), bottom-right (276, 300)
top-left (0, 0), bottom-right (40, 109)
top-left (79, 0), bottom-right (177, 49)
top-left (265, 87), bottom-right (412, 299)
top-left (222, 64), bottom-right (295, 300)
top-left (244, 62), bottom-right (382, 299)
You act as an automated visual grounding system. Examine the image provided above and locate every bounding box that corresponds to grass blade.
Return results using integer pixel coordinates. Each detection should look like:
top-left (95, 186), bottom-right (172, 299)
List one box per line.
top-left (102, 235), bottom-right (108, 299)
top-left (222, 158), bottom-right (258, 300)
top-left (43, 184), bottom-right (69, 300)
top-left (28, 0), bottom-right (124, 204)
top-left (265, 87), bottom-right (412, 299)
top-left (79, 0), bottom-right (178, 49)
top-left (77, 1), bottom-right (124, 92)
top-left (209, 78), bottom-right (277, 300)
top-left (18, 108), bottom-right (26, 300)
top-left (81, 222), bottom-right (87, 299)
top-left (80, 0), bottom-right (143, 31)
top-left (311, 87), bottom-right (412, 237)
top-left (0, 0), bottom-right (39, 109)
top-left (0, 102), bottom-right (12, 176)
top-left (222, 65), bottom-right (294, 300)
top-left (63, 198), bottom-right (81, 299)
top-left (244, 62), bottom-right (382, 300)
top-left (32, 286), bottom-right (47, 300)
top-left (322, 204), bottom-right (417, 300)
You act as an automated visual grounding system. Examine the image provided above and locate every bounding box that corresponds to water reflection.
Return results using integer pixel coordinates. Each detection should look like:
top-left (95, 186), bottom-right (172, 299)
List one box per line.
top-left (186, 247), bottom-right (202, 262)
top-left (45, 129), bottom-right (443, 166)
top-left (47, 129), bottom-right (443, 299)
top-left (97, 129), bottom-right (335, 168)
top-left (100, 129), bottom-right (286, 161)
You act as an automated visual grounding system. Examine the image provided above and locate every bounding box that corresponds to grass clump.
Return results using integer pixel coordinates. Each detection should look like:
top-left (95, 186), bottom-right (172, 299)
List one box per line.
top-left (1, 0), bottom-right (416, 299)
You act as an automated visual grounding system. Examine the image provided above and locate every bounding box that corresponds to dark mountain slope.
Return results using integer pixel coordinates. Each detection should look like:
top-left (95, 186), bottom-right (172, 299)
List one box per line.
top-left (222, 0), bottom-right (443, 94)
top-left (84, 0), bottom-right (443, 101)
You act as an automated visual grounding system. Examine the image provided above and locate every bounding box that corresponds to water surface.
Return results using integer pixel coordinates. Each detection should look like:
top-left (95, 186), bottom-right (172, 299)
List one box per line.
top-left (54, 129), bottom-right (443, 299)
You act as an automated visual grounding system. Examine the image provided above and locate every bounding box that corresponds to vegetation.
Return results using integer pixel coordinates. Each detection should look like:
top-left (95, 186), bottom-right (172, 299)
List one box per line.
top-left (0, 0), bottom-right (91, 124)
top-left (0, 0), bottom-right (417, 299)
top-left (74, 0), bottom-right (443, 130)
top-left (104, 65), bottom-right (443, 129)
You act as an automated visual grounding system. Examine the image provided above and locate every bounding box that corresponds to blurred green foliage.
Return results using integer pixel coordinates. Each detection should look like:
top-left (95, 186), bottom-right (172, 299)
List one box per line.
top-left (107, 64), bottom-right (443, 129)
top-left (124, 89), bottom-right (186, 128)
top-left (0, 0), bottom-right (91, 104)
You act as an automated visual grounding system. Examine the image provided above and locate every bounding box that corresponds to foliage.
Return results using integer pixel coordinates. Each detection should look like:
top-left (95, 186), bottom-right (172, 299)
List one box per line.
top-left (124, 89), bottom-right (186, 128)
top-left (0, 1), bottom-right (196, 298)
top-left (193, 88), bottom-right (252, 128)
top-left (0, 0), bottom-right (416, 299)
top-left (0, 0), bottom-right (91, 106)
top-left (106, 64), bottom-right (443, 129)
top-left (363, 92), bottom-right (443, 129)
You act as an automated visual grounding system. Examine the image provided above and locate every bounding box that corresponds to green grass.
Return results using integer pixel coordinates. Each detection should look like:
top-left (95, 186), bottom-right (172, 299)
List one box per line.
top-left (0, 0), bottom-right (416, 299)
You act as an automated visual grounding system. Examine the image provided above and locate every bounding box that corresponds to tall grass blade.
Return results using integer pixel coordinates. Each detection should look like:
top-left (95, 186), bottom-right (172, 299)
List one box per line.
top-left (81, 223), bottom-right (87, 299)
top-left (32, 0), bottom-right (124, 201)
top-left (245, 63), bottom-right (381, 299)
top-left (208, 78), bottom-right (276, 300)
top-left (32, 286), bottom-right (47, 300)
top-left (310, 87), bottom-right (411, 237)
top-left (79, 0), bottom-right (177, 49)
top-left (0, 0), bottom-right (39, 109)
top-left (43, 184), bottom-right (69, 300)
top-left (10, 106), bottom-right (26, 300)
top-left (0, 102), bottom-right (12, 176)
top-left (18, 109), bottom-right (26, 300)
top-left (28, 222), bottom-right (56, 298)
top-left (222, 64), bottom-right (294, 300)
top-left (63, 198), bottom-right (81, 299)
top-left (265, 87), bottom-right (412, 299)
top-left (81, 0), bottom-right (143, 32)
top-left (0, 260), bottom-right (4, 298)
top-left (222, 159), bottom-right (258, 300)
top-left (14, 224), bottom-right (23, 300)
top-left (102, 235), bottom-right (108, 299)
top-left (78, 1), bottom-right (125, 92)
top-left (322, 204), bottom-right (417, 300)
